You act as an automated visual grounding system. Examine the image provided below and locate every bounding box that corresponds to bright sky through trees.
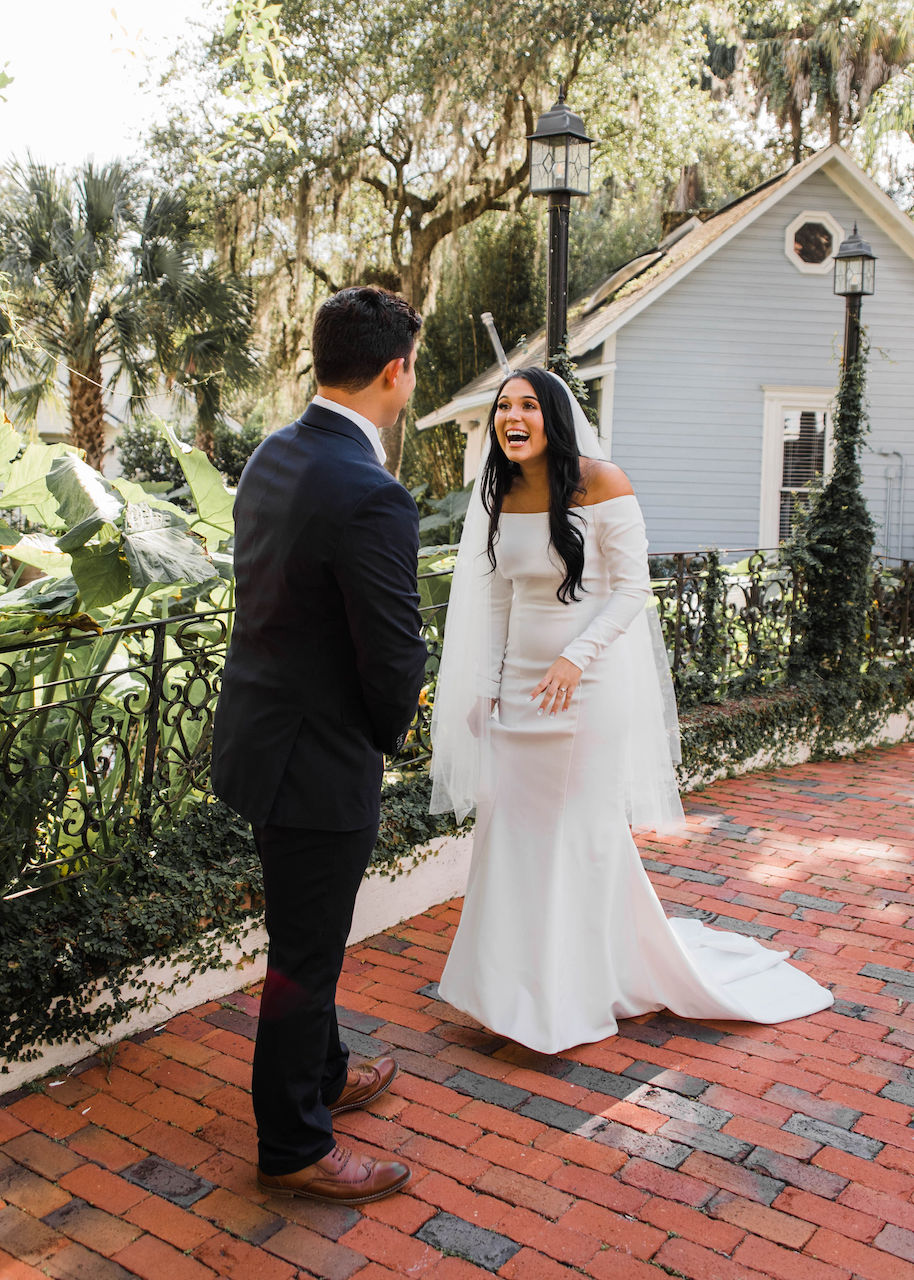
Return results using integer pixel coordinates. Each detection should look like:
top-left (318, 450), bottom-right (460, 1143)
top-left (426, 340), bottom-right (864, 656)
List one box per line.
top-left (3, 1), bottom-right (201, 169)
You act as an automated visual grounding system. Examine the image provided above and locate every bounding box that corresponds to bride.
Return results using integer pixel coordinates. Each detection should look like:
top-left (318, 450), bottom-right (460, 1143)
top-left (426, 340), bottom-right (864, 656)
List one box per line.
top-left (429, 366), bottom-right (832, 1055)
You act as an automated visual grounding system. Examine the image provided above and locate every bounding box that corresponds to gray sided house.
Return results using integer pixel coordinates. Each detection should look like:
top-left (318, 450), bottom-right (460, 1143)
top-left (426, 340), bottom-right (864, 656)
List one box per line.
top-left (417, 145), bottom-right (914, 560)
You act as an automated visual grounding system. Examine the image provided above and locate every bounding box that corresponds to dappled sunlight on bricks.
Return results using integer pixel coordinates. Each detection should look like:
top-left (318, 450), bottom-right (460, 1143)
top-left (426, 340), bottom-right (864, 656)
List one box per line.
top-left (65, 1123), bottom-right (145, 1171)
top-left (0, 744), bottom-right (913, 1277)
top-left (125, 1192), bottom-right (220, 1251)
top-left (131, 1118), bottom-right (217, 1169)
top-left (0, 1158), bottom-right (70, 1219)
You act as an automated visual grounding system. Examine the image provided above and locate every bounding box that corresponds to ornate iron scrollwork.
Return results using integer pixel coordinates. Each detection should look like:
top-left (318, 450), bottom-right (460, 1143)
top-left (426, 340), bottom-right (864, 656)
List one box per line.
top-left (869, 558), bottom-right (913, 666)
top-left (3, 551), bottom-right (908, 898)
top-left (0, 611), bottom-right (231, 897)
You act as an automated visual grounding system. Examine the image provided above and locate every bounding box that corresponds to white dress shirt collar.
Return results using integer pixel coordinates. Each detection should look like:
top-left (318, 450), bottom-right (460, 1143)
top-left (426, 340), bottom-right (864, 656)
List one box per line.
top-left (311, 394), bottom-right (387, 465)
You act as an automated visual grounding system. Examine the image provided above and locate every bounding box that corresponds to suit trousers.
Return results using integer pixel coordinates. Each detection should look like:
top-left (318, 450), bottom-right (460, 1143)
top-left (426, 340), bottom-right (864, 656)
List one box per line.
top-left (251, 819), bottom-right (379, 1174)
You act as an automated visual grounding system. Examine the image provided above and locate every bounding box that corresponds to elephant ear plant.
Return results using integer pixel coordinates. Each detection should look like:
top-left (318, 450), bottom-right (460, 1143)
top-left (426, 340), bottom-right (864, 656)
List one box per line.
top-left (0, 417), bottom-right (235, 896)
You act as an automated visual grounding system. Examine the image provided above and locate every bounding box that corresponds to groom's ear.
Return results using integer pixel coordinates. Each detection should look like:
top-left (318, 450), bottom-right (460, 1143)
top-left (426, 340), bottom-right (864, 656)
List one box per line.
top-left (380, 356), bottom-right (406, 388)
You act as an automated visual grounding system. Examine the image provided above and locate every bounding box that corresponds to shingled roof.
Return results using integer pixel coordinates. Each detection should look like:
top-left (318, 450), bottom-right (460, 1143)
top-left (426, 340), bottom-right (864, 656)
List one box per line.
top-left (416, 144), bottom-right (914, 429)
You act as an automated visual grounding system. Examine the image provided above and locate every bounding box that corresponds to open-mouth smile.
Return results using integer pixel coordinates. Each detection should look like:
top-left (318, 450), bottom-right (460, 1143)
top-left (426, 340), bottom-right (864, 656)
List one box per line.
top-left (505, 430), bottom-right (529, 445)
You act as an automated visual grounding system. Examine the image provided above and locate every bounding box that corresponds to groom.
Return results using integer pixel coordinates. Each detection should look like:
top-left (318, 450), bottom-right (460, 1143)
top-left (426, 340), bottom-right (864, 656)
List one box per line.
top-left (212, 286), bottom-right (428, 1204)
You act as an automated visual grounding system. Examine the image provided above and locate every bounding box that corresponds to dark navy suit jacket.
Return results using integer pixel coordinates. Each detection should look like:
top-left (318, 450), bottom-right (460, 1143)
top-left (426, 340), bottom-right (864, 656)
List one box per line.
top-left (211, 401), bottom-right (427, 830)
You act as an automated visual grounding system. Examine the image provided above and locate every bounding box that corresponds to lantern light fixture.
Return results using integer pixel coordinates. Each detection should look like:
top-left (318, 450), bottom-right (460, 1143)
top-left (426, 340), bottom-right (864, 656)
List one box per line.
top-left (833, 222), bottom-right (876, 297)
top-left (527, 87), bottom-right (593, 198)
top-left (527, 87), bottom-right (594, 360)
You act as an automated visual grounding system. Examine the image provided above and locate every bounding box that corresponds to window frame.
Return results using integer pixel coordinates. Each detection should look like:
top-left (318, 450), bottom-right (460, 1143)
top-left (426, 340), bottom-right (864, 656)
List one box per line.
top-left (760, 385), bottom-right (836, 547)
top-left (784, 210), bottom-right (845, 276)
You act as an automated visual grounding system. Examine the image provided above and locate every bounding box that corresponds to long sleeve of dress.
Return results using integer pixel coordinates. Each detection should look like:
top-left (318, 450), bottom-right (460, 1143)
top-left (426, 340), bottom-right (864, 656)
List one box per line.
top-left (560, 495), bottom-right (652, 672)
top-left (478, 564), bottom-right (513, 697)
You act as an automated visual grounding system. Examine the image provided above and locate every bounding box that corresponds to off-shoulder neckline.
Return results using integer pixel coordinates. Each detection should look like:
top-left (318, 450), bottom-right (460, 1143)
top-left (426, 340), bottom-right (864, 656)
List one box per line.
top-left (500, 494), bottom-right (638, 516)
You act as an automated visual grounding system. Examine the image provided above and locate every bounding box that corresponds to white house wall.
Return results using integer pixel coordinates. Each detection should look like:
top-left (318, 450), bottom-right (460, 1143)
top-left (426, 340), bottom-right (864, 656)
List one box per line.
top-left (609, 168), bottom-right (914, 559)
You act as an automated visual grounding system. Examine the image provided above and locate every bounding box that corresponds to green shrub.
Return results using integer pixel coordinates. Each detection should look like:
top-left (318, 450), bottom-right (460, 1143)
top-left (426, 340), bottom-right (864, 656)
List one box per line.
top-left (116, 418), bottom-right (190, 488)
top-left (0, 799), bottom-right (260, 1065)
top-left (117, 416), bottom-right (263, 488)
top-left (211, 418), bottom-right (264, 485)
top-left (0, 770), bottom-right (471, 1065)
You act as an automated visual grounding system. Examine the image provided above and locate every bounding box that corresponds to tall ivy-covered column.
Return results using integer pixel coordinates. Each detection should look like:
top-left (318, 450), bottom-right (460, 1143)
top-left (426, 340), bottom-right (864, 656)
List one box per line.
top-left (797, 338), bottom-right (874, 689)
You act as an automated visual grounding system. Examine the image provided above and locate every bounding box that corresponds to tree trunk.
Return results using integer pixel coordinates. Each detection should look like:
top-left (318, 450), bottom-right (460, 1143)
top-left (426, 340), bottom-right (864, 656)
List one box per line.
top-left (68, 355), bottom-right (107, 471)
top-left (672, 163), bottom-right (704, 211)
top-left (193, 382), bottom-right (217, 460)
top-left (829, 104), bottom-right (841, 144)
top-left (381, 248), bottom-right (434, 478)
top-left (790, 105), bottom-right (803, 165)
top-left (195, 423), bottom-right (217, 459)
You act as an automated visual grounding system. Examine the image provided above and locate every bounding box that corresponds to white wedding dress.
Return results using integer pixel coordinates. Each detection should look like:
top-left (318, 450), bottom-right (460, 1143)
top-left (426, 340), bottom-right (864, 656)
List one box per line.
top-left (438, 495), bottom-right (833, 1054)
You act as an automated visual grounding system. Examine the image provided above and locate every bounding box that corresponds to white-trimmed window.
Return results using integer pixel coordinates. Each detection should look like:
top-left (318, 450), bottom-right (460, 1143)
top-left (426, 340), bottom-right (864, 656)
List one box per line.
top-left (760, 387), bottom-right (835, 546)
top-left (784, 211), bottom-right (844, 275)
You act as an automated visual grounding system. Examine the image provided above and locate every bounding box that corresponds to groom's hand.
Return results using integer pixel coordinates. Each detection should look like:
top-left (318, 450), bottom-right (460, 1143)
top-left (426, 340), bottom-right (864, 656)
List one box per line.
top-left (531, 657), bottom-right (582, 716)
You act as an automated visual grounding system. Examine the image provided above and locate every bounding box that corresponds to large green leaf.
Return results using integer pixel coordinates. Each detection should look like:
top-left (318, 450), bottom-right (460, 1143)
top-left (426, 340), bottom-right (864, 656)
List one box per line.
top-left (70, 542), bottom-right (132, 609)
top-left (0, 441), bottom-right (74, 527)
top-left (111, 475), bottom-right (190, 527)
top-left (0, 575), bottom-right (82, 638)
top-left (124, 501), bottom-right (187, 534)
top-left (417, 488), bottom-right (472, 542)
top-left (417, 549), bottom-right (455, 613)
top-left (1, 532), bottom-right (72, 577)
top-left (210, 548), bottom-right (234, 580)
top-left (0, 417), bottom-right (21, 480)
top-left (0, 575), bottom-right (79, 613)
top-left (98, 662), bottom-right (147, 707)
top-left (57, 517), bottom-right (115, 553)
top-left (46, 454), bottom-right (124, 530)
top-left (123, 526), bottom-right (216, 589)
top-left (160, 421), bottom-right (235, 550)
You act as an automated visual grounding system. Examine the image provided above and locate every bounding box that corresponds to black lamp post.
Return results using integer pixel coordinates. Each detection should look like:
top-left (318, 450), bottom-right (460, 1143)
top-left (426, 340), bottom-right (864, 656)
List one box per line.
top-left (528, 87), bottom-right (593, 362)
top-left (833, 223), bottom-right (876, 369)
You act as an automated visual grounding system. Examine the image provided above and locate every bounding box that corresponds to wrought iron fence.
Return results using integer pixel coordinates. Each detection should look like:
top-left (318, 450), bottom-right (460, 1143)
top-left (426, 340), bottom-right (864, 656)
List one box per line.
top-left (1, 611), bottom-right (231, 898)
top-left (650, 550), bottom-right (804, 707)
top-left (870, 557), bottom-right (914, 666)
top-left (1, 551), bottom-right (910, 898)
top-left (0, 569), bottom-right (449, 899)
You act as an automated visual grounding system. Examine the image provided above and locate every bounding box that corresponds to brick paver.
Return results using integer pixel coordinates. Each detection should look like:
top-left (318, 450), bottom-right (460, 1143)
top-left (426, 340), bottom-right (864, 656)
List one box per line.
top-left (1, 743), bottom-right (912, 1279)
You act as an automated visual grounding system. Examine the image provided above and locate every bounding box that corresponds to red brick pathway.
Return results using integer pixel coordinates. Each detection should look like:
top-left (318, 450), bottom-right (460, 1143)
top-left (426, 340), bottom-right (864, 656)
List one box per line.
top-left (2, 743), bottom-right (913, 1280)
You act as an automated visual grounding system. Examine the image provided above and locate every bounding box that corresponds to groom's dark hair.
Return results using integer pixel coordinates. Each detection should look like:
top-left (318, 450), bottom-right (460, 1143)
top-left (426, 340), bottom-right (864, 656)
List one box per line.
top-left (312, 286), bottom-right (421, 391)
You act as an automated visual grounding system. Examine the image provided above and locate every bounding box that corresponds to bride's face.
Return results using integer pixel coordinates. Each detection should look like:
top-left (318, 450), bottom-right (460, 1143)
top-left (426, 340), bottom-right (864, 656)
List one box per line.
top-left (493, 378), bottom-right (547, 465)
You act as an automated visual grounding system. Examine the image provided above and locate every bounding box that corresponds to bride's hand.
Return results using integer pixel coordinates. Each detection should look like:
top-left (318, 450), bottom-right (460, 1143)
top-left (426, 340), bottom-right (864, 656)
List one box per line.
top-left (531, 657), bottom-right (582, 716)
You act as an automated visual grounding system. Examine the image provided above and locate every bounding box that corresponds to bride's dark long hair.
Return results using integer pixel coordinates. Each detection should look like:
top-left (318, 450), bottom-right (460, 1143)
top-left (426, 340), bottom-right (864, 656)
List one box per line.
top-left (480, 366), bottom-right (586, 603)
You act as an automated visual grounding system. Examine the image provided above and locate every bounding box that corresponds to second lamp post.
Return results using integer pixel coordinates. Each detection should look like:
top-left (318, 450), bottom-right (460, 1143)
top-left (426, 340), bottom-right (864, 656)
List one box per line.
top-left (528, 89), bottom-right (593, 363)
top-left (833, 222), bottom-right (876, 368)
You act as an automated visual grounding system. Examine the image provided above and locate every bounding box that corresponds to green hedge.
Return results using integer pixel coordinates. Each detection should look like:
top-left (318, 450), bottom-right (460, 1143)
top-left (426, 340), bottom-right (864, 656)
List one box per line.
top-left (0, 773), bottom-right (469, 1068)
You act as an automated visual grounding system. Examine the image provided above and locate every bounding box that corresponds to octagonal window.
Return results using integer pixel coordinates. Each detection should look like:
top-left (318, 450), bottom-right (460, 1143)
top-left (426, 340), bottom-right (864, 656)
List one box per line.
top-left (794, 221), bottom-right (833, 264)
top-left (784, 211), bottom-right (845, 275)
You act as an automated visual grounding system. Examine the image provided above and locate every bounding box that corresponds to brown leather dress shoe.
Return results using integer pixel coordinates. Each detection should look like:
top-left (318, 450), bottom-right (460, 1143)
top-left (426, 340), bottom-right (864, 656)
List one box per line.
top-left (328, 1055), bottom-right (398, 1116)
top-left (258, 1144), bottom-right (410, 1204)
